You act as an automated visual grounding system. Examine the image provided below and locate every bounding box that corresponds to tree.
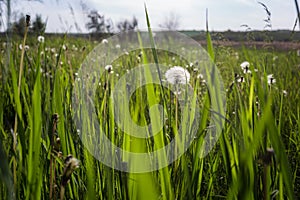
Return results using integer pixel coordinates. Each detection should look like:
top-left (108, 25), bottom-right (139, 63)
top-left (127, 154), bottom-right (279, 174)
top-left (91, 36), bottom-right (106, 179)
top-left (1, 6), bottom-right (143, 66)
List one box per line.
top-left (159, 12), bottom-right (180, 30)
top-left (11, 14), bottom-right (46, 36)
top-left (86, 10), bottom-right (107, 33)
top-left (105, 18), bottom-right (114, 33)
top-left (116, 16), bottom-right (138, 32)
top-left (11, 15), bottom-right (26, 36)
top-left (30, 14), bottom-right (46, 34)
top-left (1, 0), bottom-right (44, 32)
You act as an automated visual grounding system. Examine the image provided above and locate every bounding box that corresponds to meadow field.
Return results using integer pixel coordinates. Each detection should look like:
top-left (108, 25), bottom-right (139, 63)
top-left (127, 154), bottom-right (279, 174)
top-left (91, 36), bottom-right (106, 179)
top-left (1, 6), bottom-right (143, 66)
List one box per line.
top-left (0, 14), bottom-right (300, 200)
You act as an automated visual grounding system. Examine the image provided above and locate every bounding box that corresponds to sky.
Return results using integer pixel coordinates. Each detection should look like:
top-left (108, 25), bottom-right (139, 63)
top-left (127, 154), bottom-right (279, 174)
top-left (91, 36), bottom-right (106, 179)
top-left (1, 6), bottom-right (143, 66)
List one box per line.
top-left (1, 0), bottom-right (296, 32)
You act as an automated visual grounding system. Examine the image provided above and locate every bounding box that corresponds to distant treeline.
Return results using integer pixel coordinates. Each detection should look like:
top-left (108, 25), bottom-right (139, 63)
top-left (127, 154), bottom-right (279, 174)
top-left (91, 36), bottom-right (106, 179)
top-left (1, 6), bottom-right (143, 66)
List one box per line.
top-left (182, 30), bottom-right (300, 42)
top-left (1, 30), bottom-right (300, 42)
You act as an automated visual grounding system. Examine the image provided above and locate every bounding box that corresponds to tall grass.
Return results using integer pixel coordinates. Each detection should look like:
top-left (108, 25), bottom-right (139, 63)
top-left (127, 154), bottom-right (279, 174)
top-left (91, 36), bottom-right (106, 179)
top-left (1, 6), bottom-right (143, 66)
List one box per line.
top-left (0, 9), bottom-right (299, 200)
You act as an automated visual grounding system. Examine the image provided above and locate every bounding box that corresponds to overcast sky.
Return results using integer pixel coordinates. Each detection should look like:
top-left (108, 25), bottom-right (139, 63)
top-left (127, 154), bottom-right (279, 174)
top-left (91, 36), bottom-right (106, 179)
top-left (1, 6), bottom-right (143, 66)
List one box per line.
top-left (2, 0), bottom-right (296, 32)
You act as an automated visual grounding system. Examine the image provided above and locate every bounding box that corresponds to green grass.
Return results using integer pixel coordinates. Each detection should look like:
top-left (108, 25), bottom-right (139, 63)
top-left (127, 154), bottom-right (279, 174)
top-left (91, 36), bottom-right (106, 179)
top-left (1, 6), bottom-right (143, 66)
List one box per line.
top-left (0, 12), bottom-right (299, 200)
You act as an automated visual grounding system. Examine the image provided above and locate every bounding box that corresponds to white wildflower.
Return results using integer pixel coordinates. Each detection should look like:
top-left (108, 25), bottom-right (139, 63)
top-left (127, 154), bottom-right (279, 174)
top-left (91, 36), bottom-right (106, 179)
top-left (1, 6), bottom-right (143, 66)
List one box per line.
top-left (267, 74), bottom-right (276, 85)
top-left (282, 90), bottom-right (287, 97)
top-left (236, 76), bottom-right (245, 83)
top-left (240, 61), bottom-right (251, 74)
top-left (115, 44), bottom-right (121, 49)
top-left (197, 73), bottom-right (204, 79)
top-left (62, 44), bottom-right (67, 50)
top-left (101, 39), bottom-right (108, 44)
top-left (62, 155), bottom-right (80, 184)
top-left (234, 52), bottom-right (239, 59)
top-left (72, 44), bottom-right (78, 51)
top-left (19, 44), bottom-right (29, 50)
top-left (165, 66), bottom-right (190, 85)
top-left (105, 65), bottom-right (113, 72)
top-left (37, 35), bottom-right (44, 43)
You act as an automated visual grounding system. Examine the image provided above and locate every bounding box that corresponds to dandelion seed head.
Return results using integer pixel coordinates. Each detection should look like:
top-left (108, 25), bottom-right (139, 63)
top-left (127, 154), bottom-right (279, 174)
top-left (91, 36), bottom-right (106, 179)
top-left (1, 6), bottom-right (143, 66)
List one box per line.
top-left (234, 52), bottom-right (239, 59)
top-left (19, 44), bottom-right (30, 50)
top-left (105, 65), bottom-right (113, 72)
top-left (197, 73), bottom-right (203, 79)
top-left (62, 44), bottom-right (67, 51)
top-left (282, 90), bottom-right (287, 96)
top-left (236, 76), bottom-right (245, 83)
top-left (267, 74), bottom-right (276, 85)
top-left (240, 61), bottom-right (249, 68)
top-left (72, 45), bottom-right (78, 51)
top-left (165, 66), bottom-right (190, 85)
top-left (69, 157), bottom-right (80, 169)
top-left (37, 35), bottom-right (44, 43)
top-left (240, 61), bottom-right (251, 74)
top-left (101, 39), bottom-right (108, 44)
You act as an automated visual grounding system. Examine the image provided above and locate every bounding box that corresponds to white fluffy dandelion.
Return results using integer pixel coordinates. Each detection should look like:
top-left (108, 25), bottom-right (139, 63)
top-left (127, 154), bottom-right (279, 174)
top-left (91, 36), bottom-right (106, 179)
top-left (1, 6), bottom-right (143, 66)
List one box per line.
top-left (240, 61), bottom-right (251, 74)
top-left (105, 65), bottom-right (113, 72)
top-left (282, 90), bottom-right (287, 97)
top-left (165, 66), bottom-right (190, 85)
top-left (236, 76), bottom-right (245, 83)
top-left (197, 73), bottom-right (204, 80)
top-left (37, 35), bottom-right (44, 43)
top-left (267, 74), bottom-right (276, 85)
top-left (101, 39), bottom-right (108, 44)
top-left (19, 44), bottom-right (30, 50)
top-left (62, 44), bottom-right (67, 51)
